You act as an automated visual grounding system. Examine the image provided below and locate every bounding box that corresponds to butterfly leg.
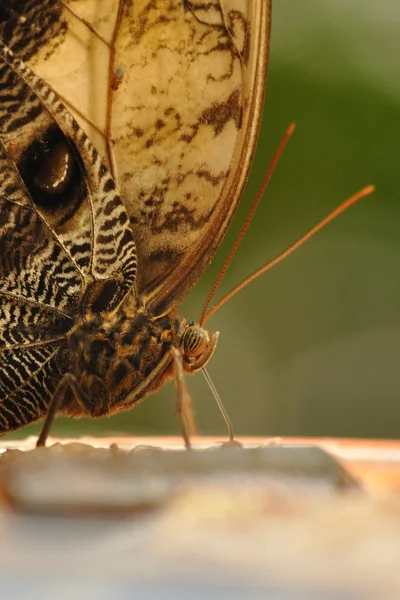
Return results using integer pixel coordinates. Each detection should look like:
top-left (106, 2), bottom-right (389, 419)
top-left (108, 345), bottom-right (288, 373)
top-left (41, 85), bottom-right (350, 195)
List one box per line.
top-left (170, 347), bottom-right (193, 450)
top-left (36, 373), bottom-right (93, 447)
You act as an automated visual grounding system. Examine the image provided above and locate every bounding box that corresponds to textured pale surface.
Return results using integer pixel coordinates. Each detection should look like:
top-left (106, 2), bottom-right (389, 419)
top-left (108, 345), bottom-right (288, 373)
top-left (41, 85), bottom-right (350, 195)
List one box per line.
top-left (28, 0), bottom-right (270, 310)
top-left (0, 438), bottom-right (400, 599)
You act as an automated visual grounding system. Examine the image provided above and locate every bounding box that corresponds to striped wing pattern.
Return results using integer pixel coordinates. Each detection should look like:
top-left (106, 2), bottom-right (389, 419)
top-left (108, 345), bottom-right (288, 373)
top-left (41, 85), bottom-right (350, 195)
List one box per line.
top-left (0, 41), bottom-right (137, 430)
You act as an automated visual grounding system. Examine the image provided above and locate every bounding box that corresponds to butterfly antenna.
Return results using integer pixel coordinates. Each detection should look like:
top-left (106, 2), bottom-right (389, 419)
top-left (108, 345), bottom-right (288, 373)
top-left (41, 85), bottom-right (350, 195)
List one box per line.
top-left (202, 184), bottom-right (375, 324)
top-left (199, 123), bottom-right (296, 326)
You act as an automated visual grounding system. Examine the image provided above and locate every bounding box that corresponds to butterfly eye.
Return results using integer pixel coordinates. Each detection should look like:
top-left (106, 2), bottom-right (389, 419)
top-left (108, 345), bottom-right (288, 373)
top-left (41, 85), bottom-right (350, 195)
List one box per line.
top-left (182, 325), bottom-right (209, 361)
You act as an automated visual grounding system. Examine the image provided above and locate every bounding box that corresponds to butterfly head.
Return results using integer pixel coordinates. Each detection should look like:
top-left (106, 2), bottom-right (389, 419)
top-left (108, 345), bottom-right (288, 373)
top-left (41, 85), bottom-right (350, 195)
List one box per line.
top-left (180, 324), bottom-right (219, 373)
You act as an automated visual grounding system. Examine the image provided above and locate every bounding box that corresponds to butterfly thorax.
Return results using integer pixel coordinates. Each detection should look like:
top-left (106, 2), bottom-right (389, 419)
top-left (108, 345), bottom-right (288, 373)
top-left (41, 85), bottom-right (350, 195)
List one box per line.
top-left (64, 299), bottom-right (218, 417)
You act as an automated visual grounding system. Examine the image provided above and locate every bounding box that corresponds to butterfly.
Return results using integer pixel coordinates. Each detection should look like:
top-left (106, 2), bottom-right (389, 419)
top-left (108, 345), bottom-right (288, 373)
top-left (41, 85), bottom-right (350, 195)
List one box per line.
top-left (0, 0), bottom-right (270, 446)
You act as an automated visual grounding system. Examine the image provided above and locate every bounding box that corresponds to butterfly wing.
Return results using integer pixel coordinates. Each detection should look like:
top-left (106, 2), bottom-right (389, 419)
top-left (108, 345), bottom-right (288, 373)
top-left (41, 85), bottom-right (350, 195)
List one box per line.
top-left (109, 0), bottom-right (271, 314)
top-left (9, 0), bottom-right (270, 315)
top-left (0, 41), bottom-right (136, 429)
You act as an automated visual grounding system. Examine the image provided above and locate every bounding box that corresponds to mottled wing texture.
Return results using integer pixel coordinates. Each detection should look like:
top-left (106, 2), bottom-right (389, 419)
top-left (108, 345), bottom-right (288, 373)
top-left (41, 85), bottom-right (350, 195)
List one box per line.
top-left (0, 35), bottom-right (136, 429)
top-left (11, 0), bottom-right (271, 314)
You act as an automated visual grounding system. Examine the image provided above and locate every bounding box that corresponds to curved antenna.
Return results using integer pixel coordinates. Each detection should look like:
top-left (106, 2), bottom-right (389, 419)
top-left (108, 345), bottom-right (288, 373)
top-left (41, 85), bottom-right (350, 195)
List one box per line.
top-left (202, 184), bottom-right (375, 325)
top-left (199, 124), bottom-right (295, 327)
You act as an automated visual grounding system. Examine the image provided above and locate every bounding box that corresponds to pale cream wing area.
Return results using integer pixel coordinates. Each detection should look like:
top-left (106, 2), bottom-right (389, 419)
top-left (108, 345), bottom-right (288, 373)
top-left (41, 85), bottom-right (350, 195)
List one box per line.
top-left (28, 0), bottom-right (271, 315)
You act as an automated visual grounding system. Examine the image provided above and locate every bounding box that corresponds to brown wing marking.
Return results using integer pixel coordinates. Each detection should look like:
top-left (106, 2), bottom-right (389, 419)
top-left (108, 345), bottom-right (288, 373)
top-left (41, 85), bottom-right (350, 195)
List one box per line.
top-left (109, 0), bottom-right (271, 312)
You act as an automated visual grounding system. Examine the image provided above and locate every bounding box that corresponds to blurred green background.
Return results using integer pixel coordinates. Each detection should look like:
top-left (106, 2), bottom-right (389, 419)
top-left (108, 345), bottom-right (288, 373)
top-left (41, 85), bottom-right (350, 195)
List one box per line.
top-left (6, 0), bottom-right (400, 441)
